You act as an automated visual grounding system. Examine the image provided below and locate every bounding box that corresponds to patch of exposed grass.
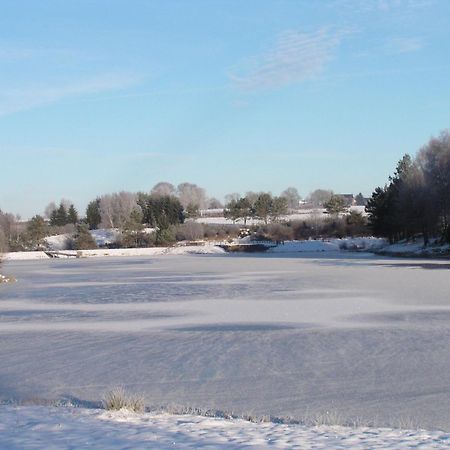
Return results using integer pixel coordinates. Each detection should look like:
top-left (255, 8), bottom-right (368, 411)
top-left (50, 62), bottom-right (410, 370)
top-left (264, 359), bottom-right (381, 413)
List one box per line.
top-left (102, 387), bottom-right (145, 414)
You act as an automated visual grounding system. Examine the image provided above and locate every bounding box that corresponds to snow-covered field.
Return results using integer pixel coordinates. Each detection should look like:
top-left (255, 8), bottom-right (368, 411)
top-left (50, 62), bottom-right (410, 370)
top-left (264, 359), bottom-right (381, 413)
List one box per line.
top-left (1, 252), bottom-right (450, 447)
top-left (196, 206), bottom-right (366, 225)
top-left (1, 406), bottom-right (449, 449)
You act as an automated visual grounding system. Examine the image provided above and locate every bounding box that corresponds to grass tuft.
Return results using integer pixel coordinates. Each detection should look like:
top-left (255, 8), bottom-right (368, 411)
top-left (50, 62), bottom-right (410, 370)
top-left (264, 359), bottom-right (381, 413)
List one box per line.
top-left (103, 387), bottom-right (145, 413)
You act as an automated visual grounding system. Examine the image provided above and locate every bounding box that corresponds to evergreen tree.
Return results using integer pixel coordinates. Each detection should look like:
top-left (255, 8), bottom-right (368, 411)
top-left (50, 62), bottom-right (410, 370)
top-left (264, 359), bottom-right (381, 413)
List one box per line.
top-left (72, 224), bottom-right (97, 250)
top-left (270, 196), bottom-right (288, 222)
top-left (223, 197), bottom-right (253, 224)
top-left (26, 215), bottom-right (47, 247)
top-left (67, 204), bottom-right (78, 224)
top-left (86, 198), bottom-right (102, 230)
top-left (185, 203), bottom-right (200, 219)
top-left (138, 194), bottom-right (184, 229)
top-left (324, 195), bottom-right (347, 216)
top-left (50, 203), bottom-right (68, 226)
top-left (366, 186), bottom-right (393, 241)
top-left (252, 193), bottom-right (273, 224)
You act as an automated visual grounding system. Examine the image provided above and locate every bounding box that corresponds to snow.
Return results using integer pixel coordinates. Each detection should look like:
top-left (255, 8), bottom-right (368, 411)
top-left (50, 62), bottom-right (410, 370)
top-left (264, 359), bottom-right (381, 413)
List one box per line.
top-left (44, 233), bottom-right (72, 251)
top-left (378, 239), bottom-right (450, 256)
top-left (1, 237), bottom-right (386, 261)
top-left (2, 245), bottom-right (225, 260)
top-left (2, 254), bottom-right (450, 434)
top-left (44, 228), bottom-right (155, 251)
top-left (196, 206), bottom-right (367, 225)
top-left (89, 228), bottom-right (122, 247)
top-left (0, 406), bottom-right (449, 449)
top-left (268, 237), bottom-right (385, 253)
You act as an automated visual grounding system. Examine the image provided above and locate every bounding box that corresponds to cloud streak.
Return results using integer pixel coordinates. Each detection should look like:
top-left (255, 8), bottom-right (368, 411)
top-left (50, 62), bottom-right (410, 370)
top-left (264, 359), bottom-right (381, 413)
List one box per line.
top-left (385, 36), bottom-right (425, 53)
top-left (229, 28), bottom-right (349, 92)
top-left (0, 73), bottom-right (141, 116)
top-left (328, 0), bottom-right (434, 14)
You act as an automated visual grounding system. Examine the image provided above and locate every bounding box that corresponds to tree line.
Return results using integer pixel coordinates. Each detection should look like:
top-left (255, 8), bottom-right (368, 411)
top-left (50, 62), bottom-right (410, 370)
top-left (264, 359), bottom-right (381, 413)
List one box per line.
top-left (0, 179), bottom-right (369, 252)
top-left (366, 130), bottom-right (450, 244)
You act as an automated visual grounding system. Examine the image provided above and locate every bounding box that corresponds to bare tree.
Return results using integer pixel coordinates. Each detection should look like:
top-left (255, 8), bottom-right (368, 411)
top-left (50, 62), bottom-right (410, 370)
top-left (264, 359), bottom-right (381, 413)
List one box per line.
top-left (44, 202), bottom-right (57, 219)
top-left (307, 189), bottom-right (334, 207)
top-left (280, 187), bottom-right (301, 210)
top-left (151, 182), bottom-right (176, 197)
top-left (99, 192), bottom-right (141, 229)
top-left (176, 222), bottom-right (204, 241)
top-left (0, 228), bottom-right (8, 253)
top-left (0, 210), bottom-right (19, 247)
top-left (224, 193), bottom-right (240, 204)
top-left (417, 131), bottom-right (450, 237)
top-left (207, 198), bottom-right (223, 209)
top-left (177, 183), bottom-right (207, 209)
top-left (245, 191), bottom-right (261, 205)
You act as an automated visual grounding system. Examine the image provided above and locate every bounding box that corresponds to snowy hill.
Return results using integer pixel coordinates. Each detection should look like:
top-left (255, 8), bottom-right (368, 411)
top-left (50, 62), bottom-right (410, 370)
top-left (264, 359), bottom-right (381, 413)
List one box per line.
top-left (0, 406), bottom-right (448, 449)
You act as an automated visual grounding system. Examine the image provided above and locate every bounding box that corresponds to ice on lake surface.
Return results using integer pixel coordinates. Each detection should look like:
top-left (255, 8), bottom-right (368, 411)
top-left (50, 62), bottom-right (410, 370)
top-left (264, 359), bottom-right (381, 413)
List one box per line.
top-left (1, 253), bottom-right (450, 429)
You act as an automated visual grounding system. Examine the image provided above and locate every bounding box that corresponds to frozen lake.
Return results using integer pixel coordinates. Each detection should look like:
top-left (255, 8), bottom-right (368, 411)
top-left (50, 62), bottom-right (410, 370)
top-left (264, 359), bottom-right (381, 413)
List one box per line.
top-left (1, 253), bottom-right (450, 429)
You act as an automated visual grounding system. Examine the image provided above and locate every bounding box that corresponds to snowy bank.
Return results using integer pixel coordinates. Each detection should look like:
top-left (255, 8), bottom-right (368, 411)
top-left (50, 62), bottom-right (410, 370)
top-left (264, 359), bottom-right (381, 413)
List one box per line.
top-left (376, 239), bottom-right (450, 257)
top-left (2, 245), bottom-right (225, 261)
top-left (0, 406), bottom-right (448, 449)
top-left (267, 237), bottom-right (385, 253)
top-left (2, 238), bottom-right (387, 260)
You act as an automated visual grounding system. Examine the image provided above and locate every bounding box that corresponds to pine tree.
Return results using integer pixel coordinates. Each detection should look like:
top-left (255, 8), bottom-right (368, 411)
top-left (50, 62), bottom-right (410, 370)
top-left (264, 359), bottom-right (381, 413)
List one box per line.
top-left (73, 224), bottom-right (97, 250)
top-left (26, 215), bottom-right (48, 247)
top-left (253, 193), bottom-right (273, 224)
top-left (51, 203), bottom-right (68, 226)
top-left (270, 196), bottom-right (288, 222)
top-left (185, 203), bottom-right (200, 219)
top-left (67, 204), bottom-right (78, 225)
top-left (324, 195), bottom-right (347, 216)
top-left (86, 198), bottom-right (102, 230)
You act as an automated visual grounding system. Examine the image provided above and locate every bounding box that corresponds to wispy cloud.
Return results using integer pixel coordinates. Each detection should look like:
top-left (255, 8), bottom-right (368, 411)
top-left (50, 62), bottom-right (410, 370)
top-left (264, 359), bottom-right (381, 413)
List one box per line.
top-left (385, 36), bottom-right (425, 53)
top-left (329, 0), bottom-right (434, 13)
top-left (0, 44), bottom-right (75, 61)
top-left (0, 73), bottom-right (141, 116)
top-left (229, 28), bottom-right (350, 92)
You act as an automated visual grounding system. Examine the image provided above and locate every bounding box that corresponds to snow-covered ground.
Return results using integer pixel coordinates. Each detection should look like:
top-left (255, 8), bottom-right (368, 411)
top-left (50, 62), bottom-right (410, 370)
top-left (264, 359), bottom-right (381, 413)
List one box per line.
top-left (2, 245), bottom-right (226, 260)
top-left (196, 206), bottom-right (366, 225)
top-left (0, 251), bottom-right (450, 448)
top-left (1, 406), bottom-right (449, 449)
top-left (268, 237), bottom-right (385, 253)
top-left (377, 239), bottom-right (450, 257)
top-left (2, 237), bottom-right (387, 261)
top-left (1, 253), bottom-right (450, 436)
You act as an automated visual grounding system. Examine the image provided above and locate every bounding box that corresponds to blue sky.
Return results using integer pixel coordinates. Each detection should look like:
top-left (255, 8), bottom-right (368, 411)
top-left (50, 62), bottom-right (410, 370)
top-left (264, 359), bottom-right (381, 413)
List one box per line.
top-left (1, 0), bottom-right (449, 218)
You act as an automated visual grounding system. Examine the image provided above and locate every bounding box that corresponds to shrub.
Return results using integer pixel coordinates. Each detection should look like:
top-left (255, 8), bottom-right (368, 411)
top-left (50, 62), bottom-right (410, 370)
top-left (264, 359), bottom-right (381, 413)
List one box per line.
top-left (120, 230), bottom-right (154, 248)
top-left (154, 226), bottom-right (176, 246)
top-left (203, 224), bottom-right (240, 240)
top-left (72, 224), bottom-right (98, 250)
top-left (102, 387), bottom-right (145, 413)
top-left (259, 223), bottom-right (293, 241)
top-left (175, 222), bottom-right (204, 241)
